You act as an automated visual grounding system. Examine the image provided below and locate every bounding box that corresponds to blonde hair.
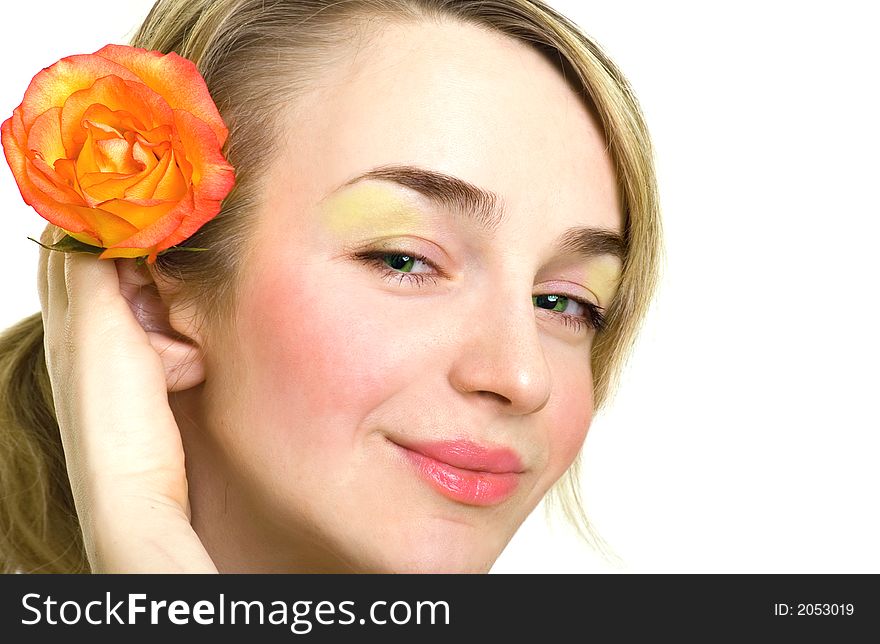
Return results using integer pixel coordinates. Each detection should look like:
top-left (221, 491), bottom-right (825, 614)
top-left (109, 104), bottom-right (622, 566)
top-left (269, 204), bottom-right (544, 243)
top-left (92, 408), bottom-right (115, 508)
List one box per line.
top-left (0, 0), bottom-right (662, 573)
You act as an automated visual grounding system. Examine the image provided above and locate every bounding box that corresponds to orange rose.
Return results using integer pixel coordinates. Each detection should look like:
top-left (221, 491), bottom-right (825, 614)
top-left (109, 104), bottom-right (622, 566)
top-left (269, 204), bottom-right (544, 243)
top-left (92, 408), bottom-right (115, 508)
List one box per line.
top-left (1, 44), bottom-right (235, 263)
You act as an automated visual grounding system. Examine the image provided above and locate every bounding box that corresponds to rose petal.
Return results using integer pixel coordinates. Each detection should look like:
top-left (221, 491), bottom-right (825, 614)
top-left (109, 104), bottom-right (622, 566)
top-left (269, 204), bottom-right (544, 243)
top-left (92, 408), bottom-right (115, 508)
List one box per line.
top-left (75, 120), bottom-right (113, 178)
top-left (96, 45), bottom-right (229, 147)
top-left (99, 196), bottom-right (179, 232)
top-left (130, 134), bottom-right (166, 169)
top-left (173, 109), bottom-right (235, 201)
top-left (2, 111), bottom-right (91, 232)
top-left (161, 196), bottom-right (217, 249)
top-left (99, 246), bottom-right (158, 261)
top-left (60, 75), bottom-right (173, 157)
top-left (73, 202), bottom-right (143, 245)
top-left (79, 104), bottom-right (149, 142)
top-left (152, 152), bottom-right (188, 201)
top-left (134, 123), bottom-right (174, 147)
top-left (74, 125), bottom-right (147, 206)
top-left (67, 230), bottom-right (103, 247)
top-left (27, 155), bottom-right (85, 205)
top-left (80, 172), bottom-right (146, 204)
top-left (17, 107), bottom-right (85, 205)
top-left (52, 158), bottom-right (83, 196)
top-left (104, 190), bottom-right (196, 254)
top-left (25, 105), bottom-right (66, 166)
top-left (95, 137), bottom-right (142, 174)
top-left (20, 53), bottom-right (140, 126)
top-left (124, 140), bottom-right (171, 198)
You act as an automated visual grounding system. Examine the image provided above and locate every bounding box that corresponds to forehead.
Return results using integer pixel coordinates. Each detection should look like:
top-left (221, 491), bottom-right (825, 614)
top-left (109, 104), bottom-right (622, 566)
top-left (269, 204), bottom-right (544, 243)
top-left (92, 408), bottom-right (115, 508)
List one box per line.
top-left (276, 18), bottom-right (622, 236)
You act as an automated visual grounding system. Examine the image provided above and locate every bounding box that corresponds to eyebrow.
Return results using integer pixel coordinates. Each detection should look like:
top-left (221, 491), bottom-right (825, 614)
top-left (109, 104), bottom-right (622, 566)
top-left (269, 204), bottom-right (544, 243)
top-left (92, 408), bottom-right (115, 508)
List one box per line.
top-left (336, 163), bottom-right (626, 262)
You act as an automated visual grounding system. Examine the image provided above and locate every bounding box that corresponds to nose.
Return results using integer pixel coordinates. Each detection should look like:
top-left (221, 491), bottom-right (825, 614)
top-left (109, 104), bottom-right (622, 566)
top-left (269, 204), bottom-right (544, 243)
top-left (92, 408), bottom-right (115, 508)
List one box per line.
top-left (447, 289), bottom-right (552, 415)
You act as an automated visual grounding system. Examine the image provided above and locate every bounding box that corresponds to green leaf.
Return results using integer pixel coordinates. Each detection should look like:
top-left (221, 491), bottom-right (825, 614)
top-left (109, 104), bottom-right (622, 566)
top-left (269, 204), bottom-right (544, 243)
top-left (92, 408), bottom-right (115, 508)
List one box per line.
top-left (157, 246), bottom-right (211, 255)
top-left (27, 235), bottom-right (103, 255)
top-left (28, 235), bottom-right (212, 264)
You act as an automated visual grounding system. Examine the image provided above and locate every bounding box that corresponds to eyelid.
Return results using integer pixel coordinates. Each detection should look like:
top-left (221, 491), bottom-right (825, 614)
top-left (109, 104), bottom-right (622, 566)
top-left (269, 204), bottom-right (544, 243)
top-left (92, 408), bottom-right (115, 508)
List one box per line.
top-left (535, 279), bottom-right (602, 308)
top-left (345, 236), bottom-right (451, 270)
top-left (358, 247), bottom-right (437, 272)
top-left (352, 248), bottom-right (443, 289)
top-left (354, 248), bottom-right (607, 334)
top-left (533, 293), bottom-right (607, 334)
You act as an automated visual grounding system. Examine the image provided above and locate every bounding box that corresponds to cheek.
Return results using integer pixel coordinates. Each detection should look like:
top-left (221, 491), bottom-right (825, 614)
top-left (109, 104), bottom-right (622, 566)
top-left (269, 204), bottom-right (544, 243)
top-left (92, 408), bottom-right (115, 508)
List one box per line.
top-left (543, 359), bottom-right (594, 475)
top-left (238, 265), bottom-right (415, 432)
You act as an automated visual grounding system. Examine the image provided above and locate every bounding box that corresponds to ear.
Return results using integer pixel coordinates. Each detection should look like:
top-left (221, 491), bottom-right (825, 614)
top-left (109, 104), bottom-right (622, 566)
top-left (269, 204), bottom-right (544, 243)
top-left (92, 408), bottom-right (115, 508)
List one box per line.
top-left (116, 258), bottom-right (207, 392)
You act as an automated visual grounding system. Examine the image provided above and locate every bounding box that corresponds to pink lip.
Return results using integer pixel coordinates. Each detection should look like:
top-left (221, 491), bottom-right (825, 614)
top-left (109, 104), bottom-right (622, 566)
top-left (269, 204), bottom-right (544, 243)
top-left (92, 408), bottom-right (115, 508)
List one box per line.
top-left (391, 438), bottom-right (524, 507)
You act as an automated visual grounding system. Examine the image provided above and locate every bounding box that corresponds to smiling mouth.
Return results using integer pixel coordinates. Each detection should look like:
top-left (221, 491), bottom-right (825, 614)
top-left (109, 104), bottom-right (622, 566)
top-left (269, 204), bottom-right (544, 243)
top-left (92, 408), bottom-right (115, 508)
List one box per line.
top-left (387, 437), bottom-right (523, 507)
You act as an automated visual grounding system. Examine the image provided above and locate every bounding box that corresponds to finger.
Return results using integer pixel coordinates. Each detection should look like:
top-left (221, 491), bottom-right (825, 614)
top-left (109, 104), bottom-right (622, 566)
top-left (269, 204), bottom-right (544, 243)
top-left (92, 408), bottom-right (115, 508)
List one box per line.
top-left (36, 225), bottom-right (49, 313)
top-left (63, 242), bottom-right (126, 319)
top-left (37, 223), bottom-right (65, 315)
top-left (62, 246), bottom-right (154, 364)
top-left (42, 226), bottom-right (70, 335)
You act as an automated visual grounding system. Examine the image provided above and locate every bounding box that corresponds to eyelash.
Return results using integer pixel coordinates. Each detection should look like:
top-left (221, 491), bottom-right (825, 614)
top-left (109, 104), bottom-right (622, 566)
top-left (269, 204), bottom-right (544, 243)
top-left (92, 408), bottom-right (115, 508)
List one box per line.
top-left (541, 297), bottom-right (607, 334)
top-left (353, 249), bottom-right (444, 288)
top-left (352, 249), bottom-right (608, 334)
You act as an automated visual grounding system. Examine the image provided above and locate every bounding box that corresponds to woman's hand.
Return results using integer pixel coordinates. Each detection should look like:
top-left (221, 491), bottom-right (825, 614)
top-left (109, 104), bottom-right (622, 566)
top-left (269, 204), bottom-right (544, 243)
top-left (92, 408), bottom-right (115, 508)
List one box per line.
top-left (37, 224), bottom-right (217, 573)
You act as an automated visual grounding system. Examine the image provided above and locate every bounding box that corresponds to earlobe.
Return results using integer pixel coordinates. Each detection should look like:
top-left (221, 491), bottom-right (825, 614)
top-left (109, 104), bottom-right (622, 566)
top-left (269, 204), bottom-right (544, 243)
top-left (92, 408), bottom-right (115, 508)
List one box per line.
top-left (145, 329), bottom-right (206, 393)
top-left (116, 258), bottom-right (207, 392)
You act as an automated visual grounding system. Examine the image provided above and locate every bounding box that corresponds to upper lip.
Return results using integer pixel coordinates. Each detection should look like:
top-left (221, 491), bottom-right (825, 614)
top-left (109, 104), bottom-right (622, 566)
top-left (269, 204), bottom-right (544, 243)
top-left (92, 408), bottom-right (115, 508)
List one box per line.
top-left (389, 435), bottom-right (525, 474)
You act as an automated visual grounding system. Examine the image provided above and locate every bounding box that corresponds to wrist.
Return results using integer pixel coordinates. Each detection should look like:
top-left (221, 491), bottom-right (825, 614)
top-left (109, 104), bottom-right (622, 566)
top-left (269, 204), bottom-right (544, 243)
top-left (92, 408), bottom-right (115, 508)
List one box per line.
top-left (84, 495), bottom-right (217, 573)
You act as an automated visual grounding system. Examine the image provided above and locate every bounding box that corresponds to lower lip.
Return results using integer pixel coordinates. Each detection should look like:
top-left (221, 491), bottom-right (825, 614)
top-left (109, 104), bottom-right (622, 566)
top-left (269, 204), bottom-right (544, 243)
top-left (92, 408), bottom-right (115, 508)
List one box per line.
top-left (397, 445), bottom-right (520, 507)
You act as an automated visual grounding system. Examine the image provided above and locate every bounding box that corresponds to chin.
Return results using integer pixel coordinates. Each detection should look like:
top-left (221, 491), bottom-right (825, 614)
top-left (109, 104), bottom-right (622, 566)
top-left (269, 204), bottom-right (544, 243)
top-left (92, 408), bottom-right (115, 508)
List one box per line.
top-left (348, 516), bottom-right (513, 574)
top-left (367, 545), bottom-right (498, 574)
top-left (389, 554), bottom-right (496, 574)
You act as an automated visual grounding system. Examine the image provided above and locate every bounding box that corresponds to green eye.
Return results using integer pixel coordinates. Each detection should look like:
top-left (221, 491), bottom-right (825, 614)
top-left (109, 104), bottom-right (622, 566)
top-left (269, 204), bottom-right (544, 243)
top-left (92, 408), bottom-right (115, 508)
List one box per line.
top-left (382, 254), bottom-right (416, 272)
top-left (533, 294), bottom-right (569, 312)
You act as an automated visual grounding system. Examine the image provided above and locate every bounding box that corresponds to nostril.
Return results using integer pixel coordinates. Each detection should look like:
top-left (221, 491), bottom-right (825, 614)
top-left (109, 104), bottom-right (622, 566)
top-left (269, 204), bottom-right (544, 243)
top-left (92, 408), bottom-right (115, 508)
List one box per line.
top-left (476, 390), bottom-right (513, 406)
top-left (447, 312), bottom-right (553, 415)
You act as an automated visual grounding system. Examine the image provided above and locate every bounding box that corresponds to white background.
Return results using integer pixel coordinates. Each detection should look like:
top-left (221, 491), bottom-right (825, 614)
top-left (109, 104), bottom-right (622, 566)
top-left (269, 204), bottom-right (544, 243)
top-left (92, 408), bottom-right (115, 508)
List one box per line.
top-left (1, 1), bottom-right (877, 573)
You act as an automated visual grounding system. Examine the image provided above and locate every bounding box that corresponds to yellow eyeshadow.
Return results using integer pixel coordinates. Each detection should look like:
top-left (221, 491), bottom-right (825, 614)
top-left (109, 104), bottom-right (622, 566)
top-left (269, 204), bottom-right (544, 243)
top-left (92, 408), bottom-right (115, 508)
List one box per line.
top-left (318, 183), bottom-right (422, 235)
top-left (587, 256), bottom-right (623, 308)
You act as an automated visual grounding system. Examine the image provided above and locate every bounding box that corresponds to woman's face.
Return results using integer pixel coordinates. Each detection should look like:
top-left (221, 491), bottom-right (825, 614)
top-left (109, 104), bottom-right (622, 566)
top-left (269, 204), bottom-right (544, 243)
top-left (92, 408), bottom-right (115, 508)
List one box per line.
top-left (181, 19), bottom-right (623, 572)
